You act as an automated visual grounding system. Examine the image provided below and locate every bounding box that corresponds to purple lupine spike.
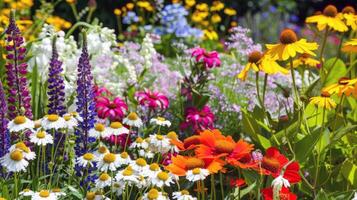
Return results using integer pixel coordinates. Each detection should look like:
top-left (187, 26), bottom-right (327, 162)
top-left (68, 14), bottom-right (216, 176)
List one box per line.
top-left (0, 81), bottom-right (10, 159)
top-left (47, 37), bottom-right (66, 116)
top-left (75, 32), bottom-right (97, 155)
top-left (5, 11), bottom-right (32, 119)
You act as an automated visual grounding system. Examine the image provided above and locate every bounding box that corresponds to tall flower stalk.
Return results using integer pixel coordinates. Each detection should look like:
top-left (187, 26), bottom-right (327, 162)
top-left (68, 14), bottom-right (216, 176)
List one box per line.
top-left (75, 32), bottom-right (96, 155)
top-left (47, 37), bottom-right (66, 116)
top-left (4, 11), bottom-right (32, 119)
top-left (0, 81), bottom-right (10, 159)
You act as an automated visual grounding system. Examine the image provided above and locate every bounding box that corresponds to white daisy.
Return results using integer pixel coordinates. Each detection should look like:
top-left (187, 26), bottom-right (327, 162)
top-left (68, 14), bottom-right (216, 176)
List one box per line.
top-left (115, 166), bottom-right (139, 185)
top-left (144, 163), bottom-right (162, 179)
top-left (150, 117), bottom-right (171, 127)
top-left (41, 114), bottom-right (66, 130)
top-left (142, 188), bottom-right (169, 200)
top-left (131, 158), bottom-right (149, 172)
top-left (151, 171), bottom-right (173, 187)
top-left (97, 153), bottom-right (120, 172)
top-left (89, 123), bottom-right (109, 138)
top-left (117, 152), bottom-right (132, 166)
top-left (123, 112), bottom-right (143, 128)
top-left (7, 116), bottom-right (34, 132)
top-left (130, 137), bottom-right (149, 149)
top-left (94, 146), bottom-right (110, 160)
top-left (138, 149), bottom-right (155, 159)
top-left (112, 182), bottom-right (125, 196)
top-left (19, 188), bottom-right (34, 197)
top-left (95, 173), bottom-right (112, 188)
top-left (63, 114), bottom-right (78, 129)
top-left (51, 188), bottom-right (66, 198)
top-left (0, 150), bottom-right (29, 172)
top-left (172, 190), bottom-right (197, 200)
top-left (9, 142), bottom-right (36, 160)
top-left (31, 190), bottom-right (57, 200)
top-left (136, 175), bottom-right (149, 188)
top-left (106, 122), bottom-right (129, 137)
top-left (30, 130), bottom-right (53, 146)
top-left (148, 134), bottom-right (171, 153)
top-left (70, 112), bottom-right (83, 122)
top-left (186, 168), bottom-right (209, 182)
top-left (76, 153), bottom-right (97, 167)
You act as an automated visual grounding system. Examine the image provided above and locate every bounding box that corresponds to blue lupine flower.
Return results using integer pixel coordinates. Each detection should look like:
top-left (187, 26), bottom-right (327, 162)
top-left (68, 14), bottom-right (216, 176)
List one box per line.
top-left (0, 81), bottom-right (10, 160)
top-left (123, 11), bottom-right (139, 25)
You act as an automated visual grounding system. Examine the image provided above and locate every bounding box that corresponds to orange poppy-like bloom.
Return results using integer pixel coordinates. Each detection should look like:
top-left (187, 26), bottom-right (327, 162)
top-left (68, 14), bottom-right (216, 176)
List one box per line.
top-left (165, 155), bottom-right (224, 176)
top-left (323, 77), bottom-right (357, 98)
top-left (194, 129), bottom-right (255, 169)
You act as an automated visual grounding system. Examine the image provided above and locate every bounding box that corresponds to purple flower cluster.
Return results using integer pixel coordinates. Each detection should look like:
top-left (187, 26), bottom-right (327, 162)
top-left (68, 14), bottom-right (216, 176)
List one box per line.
top-left (5, 13), bottom-right (32, 119)
top-left (47, 38), bottom-right (66, 116)
top-left (0, 81), bottom-right (10, 159)
top-left (75, 34), bottom-right (97, 154)
top-left (225, 26), bottom-right (261, 56)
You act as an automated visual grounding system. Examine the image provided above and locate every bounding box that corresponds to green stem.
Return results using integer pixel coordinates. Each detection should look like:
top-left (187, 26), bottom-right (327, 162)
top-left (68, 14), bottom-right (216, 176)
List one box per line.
top-left (314, 107), bottom-right (326, 193)
top-left (65, 22), bottom-right (92, 38)
top-left (262, 73), bottom-right (268, 105)
top-left (219, 172), bottom-right (224, 200)
top-left (290, 58), bottom-right (299, 106)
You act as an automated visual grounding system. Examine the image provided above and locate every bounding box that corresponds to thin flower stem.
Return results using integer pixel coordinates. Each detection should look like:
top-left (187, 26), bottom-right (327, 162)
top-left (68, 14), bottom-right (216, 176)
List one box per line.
top-left (123, 127), bottom-right (132, 152)
top-left (319, 28), bottom-right (329, 75)
top-left (262, 73), bottom-right (268, 105)
top-left (314, 107), bottom-right (326, 193)
top-left (290, 58), bottom-right (300, 107)
top-left (219, 172), bottom-right (224, 200)
top-left (14, 172), bottom-right (18, 199)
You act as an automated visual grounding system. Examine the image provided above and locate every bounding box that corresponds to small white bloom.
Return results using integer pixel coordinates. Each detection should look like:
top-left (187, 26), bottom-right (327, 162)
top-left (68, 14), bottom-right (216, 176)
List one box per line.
top-left (173, 190), bottom-right (197, 200)
top-left (150, 117), bottom-right (171, 127)
top-left (352, 192), bottom-right (357, 200)
top-left (117, 152), bottom-right (132, 166)
top-left (94, 146), bottom-right (110, 160)
top-left (97, 153), bottom-right (120, 172)
top-left (130, 137), bottom-right (149, 149)
top-left (0, 150), bottom-right (29, 172)
top-left (123, 112), bottom-right (143, 128)
top-left (30, 130), bottom-right (53, 146)
top-left (51, 188), bottom-right (66, 198)
top-left (95, 173), bottom-right (112, 188)
top-left (272, 175), bottom-right (290, 192)
top-left (19, 188), bottom-right (34, 197)
top-left (112, 181), bottom-right (125, 196)
top-left (41, 114), bottom-right (67, 130)
top-left (9, 142), bottom-right (36, 161)
top-left (7, 116), bottom-right (34, 132)
top-left (148, 134), bottom-right (171, 153)
top-left (31, 190), bottom-right (57, 200)
top-left (106, 122), bottom-right (129, 137)
top-left (115, 166), bottom-right (139, 185)
top-left (142, 188), bottom-right (169, 200)
top-left (186, 168), bottom-right (209, 182)
top-left (131, 158), bottom-right (149, 172)
top-left (89, 123), bottom-right (109, 138)
top-left (76, 153), bottom-right (97, 168)
top-left (63, 114), bottom-right (78, 129)
top-left (138, 149), bottom-right (155, 159)
top-left (151, 171), bottom-right (174, 187)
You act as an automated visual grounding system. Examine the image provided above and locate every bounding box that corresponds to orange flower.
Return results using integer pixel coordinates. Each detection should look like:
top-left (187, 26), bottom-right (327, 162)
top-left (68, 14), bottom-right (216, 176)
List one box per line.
top-left (166, 155), bottom-right (224, 176)
top-left (323, 77), bottom-right (357, 97)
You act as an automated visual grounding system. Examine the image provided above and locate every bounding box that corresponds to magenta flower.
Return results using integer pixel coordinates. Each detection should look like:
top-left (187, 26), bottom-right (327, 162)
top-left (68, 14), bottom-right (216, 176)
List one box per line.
top-left (135, 89), bottom-right (169, 110)
top-left (96, 96), bottom-right (128, 121)
top-left (180, 105), bottom-right (215, 131)
top-left (94, 85), bottom-right (112, 97)
top-left (191, 47), bottom-right (221, 69)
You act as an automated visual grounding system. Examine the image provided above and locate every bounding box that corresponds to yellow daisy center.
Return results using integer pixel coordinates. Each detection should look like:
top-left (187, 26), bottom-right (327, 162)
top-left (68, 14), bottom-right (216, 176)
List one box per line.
top-left (52, 188), bottom-right (61, 193)
top-left (280, 29), bottom-right (298, 44)
top-left (14, 116), bottom-right (26, 125)
top-left (23, 188), bottom-right (30, 192)
top-left (135, 137), bottom-right (144, 143)
top-left (342, 6), bottom-right (355, 14)
top-left (99, 173), bottom-right (110, 181)
top-left (98, 146), bottom-right (108, 154)
top-left (215, 140), bottom-right (236, 153)
top-left (83, 153), bottom-right (94, 161)
top-left (166, 131), bottom-right (178, 140)
top-left (157, 171), bottom-right (169, 181)
top-left (192, 168), bottom-right (201, 175)
top-left (120, 152), bottom-right (129, 158)
top-left (39, 190), bottom-right (50, 197)
top-left (36, 131), bottom-right (46, 139)
top-left (248, 51), bottom-right (262, 63)
top-left (323, 5), bottom-right (338, 17)
top-left (156, 135), bottom-right (164, 140)
top-left (181, 190), bottom-right (190, 195)
top-left (157, 117), bottom-right (166, 121)
top-left (123, 168), bottom-right (134, 176)
top-left (86, 192), bottom-right (96, 200)
top-left (127, 112), bottom-right (138, 120)
top-left (47, 114), bottom-right (59, 122)
top-left (148, 189), bottom-right (159, 199)
top-left (136, 158), bottom-right (147, 166)
top-left (15, 142), bottom-right (30, 153)
top-left (110, 122), bottom-right (123, 129)
top-left (95, 123), bottom-right (105, 132)
top-left (321, 91), bottom-right (331, 97)
top-left (64, 115), bottom-right (72, 121)
top-left (103, 153), bottom-right (116, 163)
top-left (149, 163), bottom-right (160, 171)
top-left (186, 158), bottom-right (205, 170)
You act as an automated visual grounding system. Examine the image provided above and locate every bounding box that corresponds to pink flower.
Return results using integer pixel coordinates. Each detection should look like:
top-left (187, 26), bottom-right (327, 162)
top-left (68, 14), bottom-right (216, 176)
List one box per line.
top-left (135, 89), bottom-right (169, 110)
top-left (94, 85), bottom-right (112, 97)
top-left (191, 47), bottom-right (221, 69)
top-left (180, 105), bottom-right (215, 131)
top-left (105, 134), bottom-right (130, 147)
top-left (96, 96), bottom-right (128, 121)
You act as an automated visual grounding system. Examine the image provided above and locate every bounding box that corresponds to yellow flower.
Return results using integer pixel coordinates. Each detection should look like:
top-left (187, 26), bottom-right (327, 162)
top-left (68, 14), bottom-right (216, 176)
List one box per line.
top-left (66, 0), bottom-right (76, 4)
top-left (137, 1), bottom-right (150, 8)
top-left (341, 38), bottom-right (357, 53)
top-left (46, 16), bottom-right (72, 31)
top-left (292, 53), bottom-right (320, 68)
top-left (200, 20), bottom-right (209, 27)
top-left (323, 77), bottom-right (357, 97)
top-left (191, 11), bottom-right (208, 23)
top-left (211, 14), bottom-right (221, 23)
top-left (224, 8), bottom-right (236, 16)
top-left (211, 1), bottom-right (224, 12)
top-left (237, 51), bottom-right (262, 81)
top-left (306, 5), bottom-right (348, 32)
top-left (310, 91), bottom-right (336, 110)
top-left (185, 0), bottom-right (196, 8)
top-left (230, 21), bottom-right (238, 27)
top-left (338, 6), bottom-right (357, 30)
top-left (266, 29), bottom-right (318, 61)
top-left (203, 29), bottom-right (218, 40)
top-left (126, 3), bottom-right (135, 10)
top-left (196, 3), bottom-right (209, 12)
top-left (259, 54), bottom-right (289, 75)
top-left (114, 9), bottom-right (122, 16)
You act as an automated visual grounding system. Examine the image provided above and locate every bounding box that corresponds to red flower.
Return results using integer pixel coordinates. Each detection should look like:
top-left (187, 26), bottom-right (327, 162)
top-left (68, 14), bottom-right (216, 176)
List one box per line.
top-left (259, 147), bottom-right (301, 184)
top-left (261, 187), bottom-right (297, 200)
top-left (191, 47), bottom-right (221, 69)
top-left (180, 106), bottom-right (215, 131)
top-left (96, 96), bottom-right (128, 121)
top-left (229, 178), bottom-right (246, 188)
top-left (135, 89), bottom-right (169, 110)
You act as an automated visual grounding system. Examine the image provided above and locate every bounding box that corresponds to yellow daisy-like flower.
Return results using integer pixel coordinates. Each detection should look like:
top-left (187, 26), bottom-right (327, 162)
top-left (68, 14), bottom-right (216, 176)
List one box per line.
top-left (203, 29), bottom-right (218, 40)
top-left (310, 91), bottom-right (337, 110)
top-left (211, 1), bottom-right (224, 12)
top-left (237, 51), bottom-right (261, 81)
top-left (185, 0), bottom-right (196, 8)
top-left (266, 29), bottom-right (318, 61)
top-left (114, 8), bottom-right (122, 16)
top-left (338, 6), bottom-right (357, 30)
top-left (126, 3), bottom-right (134, 10)
top-left (196, 3), bottom-right (209, 12)
top-left (292, 53), bottom-right (320, 68)
top-left (259, 54), bottom-right (289, 75)
top-left (342, 38), bottom-right (357, 53)
top-left (306, 5), bottom-right (348, 32)
top-left (211, 14), bottom-right (222, 23)
top-left (224, 8), bottom-right (236, 16)
top-left (323, 77), bottom-right (357, 97)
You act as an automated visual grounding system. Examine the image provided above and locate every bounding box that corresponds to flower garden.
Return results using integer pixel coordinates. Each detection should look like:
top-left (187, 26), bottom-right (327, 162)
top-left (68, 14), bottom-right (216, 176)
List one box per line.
top-left (0, 0), bottom-right (357, 199)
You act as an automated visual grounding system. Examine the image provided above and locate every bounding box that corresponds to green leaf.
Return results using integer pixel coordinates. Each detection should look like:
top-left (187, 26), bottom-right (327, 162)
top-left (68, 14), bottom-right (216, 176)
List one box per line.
top-left (295, 127), bottom-right (322, 163)
top-left (341, 160), bottom-right (357, 186)
top-left (323, 57), bottom-right (347, 86)
top-left (241, 110), bottom-right (271, 149)
top-left (315, 189), bottom-right (331, 200)
top-left (229, 182), bottom-right (256, 199)
top-left (330, 125), bottom-right (357, 146)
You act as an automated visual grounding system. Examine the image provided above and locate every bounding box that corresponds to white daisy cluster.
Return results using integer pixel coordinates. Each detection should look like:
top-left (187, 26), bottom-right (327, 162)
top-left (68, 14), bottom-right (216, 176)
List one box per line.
top-left (19, 188), bottom-right (66, 200)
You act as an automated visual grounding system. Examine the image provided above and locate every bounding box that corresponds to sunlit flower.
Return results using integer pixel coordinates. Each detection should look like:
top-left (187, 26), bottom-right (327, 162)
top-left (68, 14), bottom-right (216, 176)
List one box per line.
top-left (31, 190), bottom-right (57, 200)
top-left (224, 8), bottom-right (237, 16)
top-left (185, 0), bottom-right (196, 8)
top-left (181, 106), bottom-right (215, 131)
top-left (151, 171), bottom-right (174, 187)
top-left (142, 188), bottom-right (169, 200)
top-left (114, 8), bottom-right (122, 16)
top-left (211, 14), bottom-right (222, 23)
top-left (135, 89), bottom-right (169, 110)
top-left (130, 137), bottom-right (149, 149)
top-left (306, 5), bottom-right (348, 32)
top-left (96, 96), bottom-right (128, 121)
top-left (95, 172), bottom-right (112, 188)
top-left (123, 112), bottom-right (143, 128)
top-left (186, 168), bottom-right (209, 182)
top-left (203, 29), bottom-right (219, 40)
top-left (342, 38), bottom-right (357, 53)
top-left (0, 150), bottom-right (29, 172)
top-left (310, 91), bottom-right (337, 110)
top-left (138, 149), bottom-right (155, 159)
top-left (261, 186), bottom-right (297, 200)
top-left (150, 117), bottom-right (171, 127)
top-left (29, 130), bottom-right (53, 146)
top-left (7, 116), bottom-right (34, 132)
top-left (172, 190), bottom-right (197, 200)
top-left (76, 153), bottom-right (96, 167)
top-left (237, 51), bottom-right (261, 80)
top-left (115, 166), bottom-right (139, 185)
top-left (20, 188), bottom-right (34, 197)
top-left (266, 29), bottom-right (318, 61)
top-left (97, 152), bottom-right (120, 171)
top-left (89, 123), bottom-right (109, 138)
top-left (292, 53), bottom-right (320, 68)
top-left (106, 122), bottom-right (129, 137)
top-left (338, 6), bottom-right (357, 30)
top-left (323, 77), bottom-right (357, 97)
top-left (131, 158), bottom-right (149, 172)
top-left (41, 114), bottom-right (66, 130)
top-left (196, 3), bottom-right (209, 12)
top-left (191, 47), bottom-right (221, 68)
top-left (272, 175), bottom-right (291, 194)
top-left (211, 1), bottom-right (224, 11)
top-left (94, 146), bottom-right (109, 160)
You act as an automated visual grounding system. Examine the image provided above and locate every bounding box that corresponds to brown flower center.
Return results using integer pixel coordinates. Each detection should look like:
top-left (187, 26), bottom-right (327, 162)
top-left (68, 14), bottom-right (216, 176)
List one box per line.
top-left (342, 6), bottom-right (355, 14)
top-left (321, 91), bottom-right (331, 97)
top-left (248, 51), bottom-right (262, 63)
top-left (280, 29), bottom-right (298, 44)
top-left (323, 5), bottom-right (338, 17)
top-left (338, 77), bottom-right (350, 85)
